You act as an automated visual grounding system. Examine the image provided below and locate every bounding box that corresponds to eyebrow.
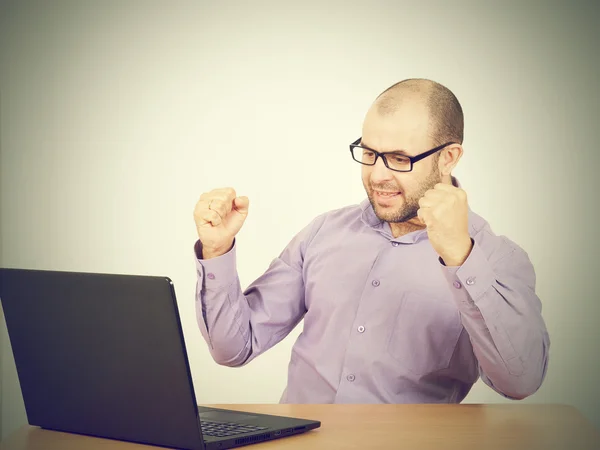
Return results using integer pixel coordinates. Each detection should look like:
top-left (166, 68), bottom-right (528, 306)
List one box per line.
top-left (360, 140), bottom-right (411, 156)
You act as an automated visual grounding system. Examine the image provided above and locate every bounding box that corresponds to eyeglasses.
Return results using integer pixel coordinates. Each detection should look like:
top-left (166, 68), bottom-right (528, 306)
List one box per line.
top-left (349, 137), bottom-right (457, 172)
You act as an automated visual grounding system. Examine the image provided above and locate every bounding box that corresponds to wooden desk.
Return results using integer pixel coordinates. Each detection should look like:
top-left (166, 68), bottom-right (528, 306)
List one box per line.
top-left (1, 404), bottom-right (598, 450)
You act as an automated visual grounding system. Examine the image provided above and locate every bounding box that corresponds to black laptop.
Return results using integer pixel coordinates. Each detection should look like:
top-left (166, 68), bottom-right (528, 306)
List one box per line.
top-left (0, 268), bottom-right (320, 450)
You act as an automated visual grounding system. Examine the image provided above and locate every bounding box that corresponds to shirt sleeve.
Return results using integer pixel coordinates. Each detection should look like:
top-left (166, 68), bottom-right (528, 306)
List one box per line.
top-left (440, 231), bottom-right (550, 400)
top-left (193, 214), bottom-right (326, 367)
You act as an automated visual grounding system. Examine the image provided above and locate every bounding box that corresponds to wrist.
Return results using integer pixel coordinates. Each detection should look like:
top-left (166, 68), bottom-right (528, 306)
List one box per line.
top-left (440, 237), bottom-right (473, 266)
top-left (201, 240), bottom-right (234, 260)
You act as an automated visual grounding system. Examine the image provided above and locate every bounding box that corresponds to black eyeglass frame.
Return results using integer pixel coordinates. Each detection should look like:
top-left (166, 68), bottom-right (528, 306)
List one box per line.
top-left (349, 137), bottom-right (458, 172)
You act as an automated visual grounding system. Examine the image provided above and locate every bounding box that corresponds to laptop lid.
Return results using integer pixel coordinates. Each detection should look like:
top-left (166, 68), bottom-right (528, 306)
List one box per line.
top-left (0, 268), bottom-right (206, 450)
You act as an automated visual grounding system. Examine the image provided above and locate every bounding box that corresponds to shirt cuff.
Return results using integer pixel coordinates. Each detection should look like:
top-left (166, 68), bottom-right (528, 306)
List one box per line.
top-left (194, 239), bottom-right (238, 290)
top-left (440, 239), bottom-right (496, 306)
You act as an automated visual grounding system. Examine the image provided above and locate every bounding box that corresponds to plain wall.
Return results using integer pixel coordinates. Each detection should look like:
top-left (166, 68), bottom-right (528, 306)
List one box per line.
top-left (1, 0), bottom-right (599, 440)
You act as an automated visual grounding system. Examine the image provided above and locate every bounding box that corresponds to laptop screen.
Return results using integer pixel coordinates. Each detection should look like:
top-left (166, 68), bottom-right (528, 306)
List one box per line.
top-left (0, 268), bottom-right (205, 450)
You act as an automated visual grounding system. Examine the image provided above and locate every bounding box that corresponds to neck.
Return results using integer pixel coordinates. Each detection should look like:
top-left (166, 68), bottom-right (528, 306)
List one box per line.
top-left (389, 217), bottom-right (426, 238)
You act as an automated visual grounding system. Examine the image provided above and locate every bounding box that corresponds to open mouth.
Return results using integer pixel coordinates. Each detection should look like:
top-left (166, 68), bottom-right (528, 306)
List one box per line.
top-left (373, 190), bottom-right (401, 201)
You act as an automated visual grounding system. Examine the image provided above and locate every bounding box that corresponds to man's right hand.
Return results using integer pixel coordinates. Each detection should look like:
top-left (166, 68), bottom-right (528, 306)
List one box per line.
top-left (193, 188), bottom-right (249, 259)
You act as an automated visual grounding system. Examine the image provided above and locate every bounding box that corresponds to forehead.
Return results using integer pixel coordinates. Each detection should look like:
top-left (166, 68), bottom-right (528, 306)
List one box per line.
top-left (361, 103), bottom-right (431, 153)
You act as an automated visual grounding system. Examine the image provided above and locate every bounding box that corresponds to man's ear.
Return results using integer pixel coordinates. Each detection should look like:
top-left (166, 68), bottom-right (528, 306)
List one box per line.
top-left (440, 144), bottom-right (463, 175)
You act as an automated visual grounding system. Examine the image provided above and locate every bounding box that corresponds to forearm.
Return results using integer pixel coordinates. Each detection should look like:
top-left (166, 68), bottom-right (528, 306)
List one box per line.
top-left (454, 293), bottom-right (549, 398)
top-left (195, 245), bottom-right (253, 367)
top-left (442, 241), bottom-right (550, 399)
top-left (194, 238), bottom-right (308, 368)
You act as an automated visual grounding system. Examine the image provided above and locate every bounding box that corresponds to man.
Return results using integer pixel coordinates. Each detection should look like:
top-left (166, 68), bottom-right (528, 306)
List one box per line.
top-left (192, 78), bottom-right (550, 403)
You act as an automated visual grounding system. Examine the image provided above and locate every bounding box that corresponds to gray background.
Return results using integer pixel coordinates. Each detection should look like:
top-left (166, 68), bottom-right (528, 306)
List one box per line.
top-left (1, 0), bottom-right (599, 440)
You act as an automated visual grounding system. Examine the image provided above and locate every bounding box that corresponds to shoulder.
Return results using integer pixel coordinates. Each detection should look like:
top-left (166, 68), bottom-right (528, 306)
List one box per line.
top-left (313, 201), bottom-right (369, 233)
top-left (278, 202), bottom-right (365, 263)
top-left (320, 202), bottom-right (365, 223)
top-left (293, 201), bottom-right (366, 246)
top-left (467, 209), bottom-right (533, 268)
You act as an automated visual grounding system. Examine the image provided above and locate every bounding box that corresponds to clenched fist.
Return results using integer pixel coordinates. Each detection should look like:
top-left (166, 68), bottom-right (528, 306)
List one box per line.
top-left (417, 183), bottom-right (473, 266)
top-left (193, 188), bottom-right (249, 259)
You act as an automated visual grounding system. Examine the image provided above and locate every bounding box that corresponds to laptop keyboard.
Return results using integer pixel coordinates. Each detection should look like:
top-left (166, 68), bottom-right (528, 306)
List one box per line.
top-left (200, 419), bottom-right (269, 438)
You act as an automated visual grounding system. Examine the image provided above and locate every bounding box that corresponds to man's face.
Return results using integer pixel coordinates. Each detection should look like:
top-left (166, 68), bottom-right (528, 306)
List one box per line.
top-left (360, 102), bottom-right (442, 223)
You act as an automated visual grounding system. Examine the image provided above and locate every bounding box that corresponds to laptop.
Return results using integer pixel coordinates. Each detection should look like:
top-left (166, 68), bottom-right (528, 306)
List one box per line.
top-left (0, 268), bottom-right (321, 450)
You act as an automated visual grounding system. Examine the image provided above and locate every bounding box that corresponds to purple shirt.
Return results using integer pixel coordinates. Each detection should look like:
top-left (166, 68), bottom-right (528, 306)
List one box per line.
top-left (194, 194), bottom-right (550, 403)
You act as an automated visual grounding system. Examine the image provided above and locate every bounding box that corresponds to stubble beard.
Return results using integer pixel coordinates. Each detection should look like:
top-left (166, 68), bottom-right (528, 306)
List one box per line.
top-left (367, 167), bottom-right (442, 223)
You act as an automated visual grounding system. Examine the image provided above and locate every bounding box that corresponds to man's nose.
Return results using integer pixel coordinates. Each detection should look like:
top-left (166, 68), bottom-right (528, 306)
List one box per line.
top-left (370, 156), bottom-right (394, 182)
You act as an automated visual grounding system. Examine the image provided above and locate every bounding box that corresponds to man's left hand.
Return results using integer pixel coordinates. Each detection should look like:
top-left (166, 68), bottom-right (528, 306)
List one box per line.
top-left (417, 183), bottom-right (473, 266)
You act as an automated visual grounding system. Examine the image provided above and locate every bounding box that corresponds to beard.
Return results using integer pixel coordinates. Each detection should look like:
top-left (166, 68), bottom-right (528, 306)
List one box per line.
top-left (366, 166), bottom-right (442, 223)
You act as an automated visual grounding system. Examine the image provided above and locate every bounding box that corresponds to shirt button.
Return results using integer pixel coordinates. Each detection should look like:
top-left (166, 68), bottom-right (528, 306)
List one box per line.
top-left (391, 241), bottom-right (400, 247)
top-left (207, 273), bottom-right (216, 280)
top-left (465, 277), bottom-right (476, 286)
top-left (357, 325), bottom-right (365, 333)
top-left (347, 374), bottom-right (355, 382)
top-left (372, 280), bottom-right (380, 287)
top-left (453, 280), bottom-right (462, 289)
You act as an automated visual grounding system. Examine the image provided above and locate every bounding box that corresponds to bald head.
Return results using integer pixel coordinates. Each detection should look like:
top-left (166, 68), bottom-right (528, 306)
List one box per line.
top-left (373, 78), bottom-right (464, 146)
